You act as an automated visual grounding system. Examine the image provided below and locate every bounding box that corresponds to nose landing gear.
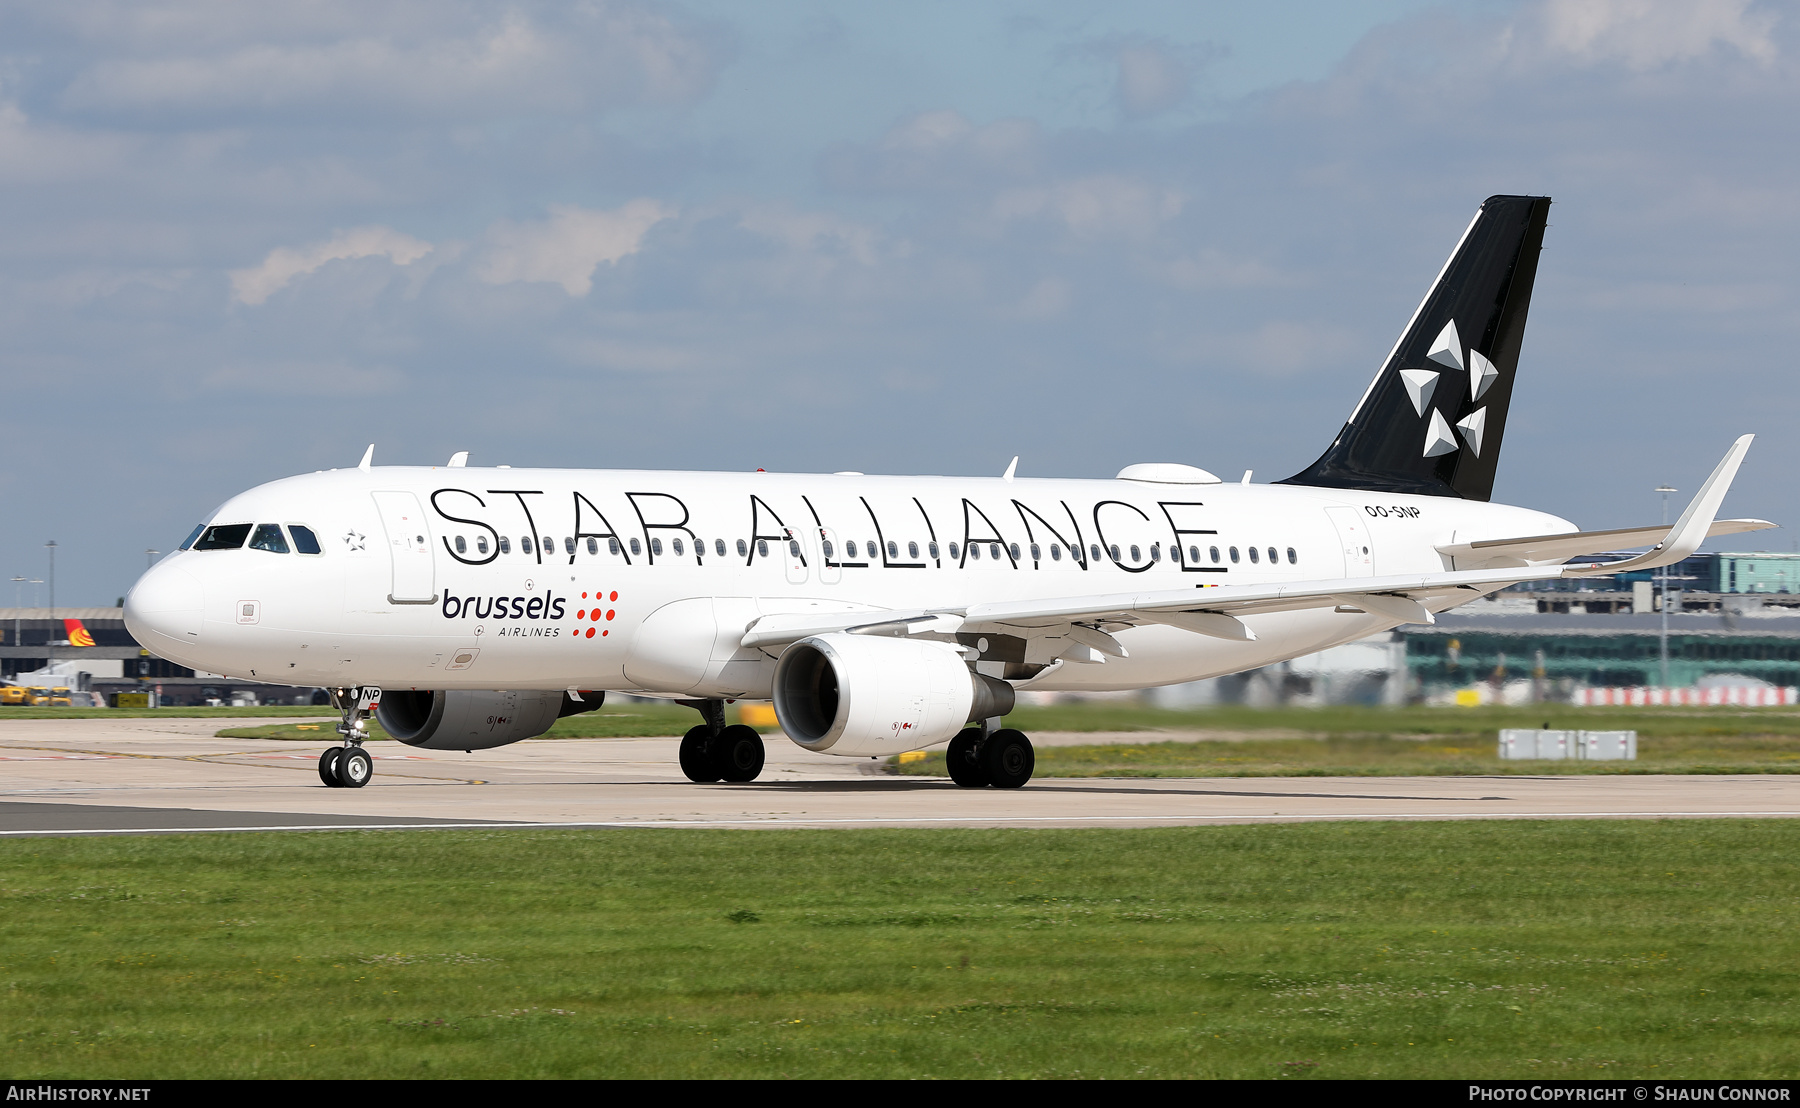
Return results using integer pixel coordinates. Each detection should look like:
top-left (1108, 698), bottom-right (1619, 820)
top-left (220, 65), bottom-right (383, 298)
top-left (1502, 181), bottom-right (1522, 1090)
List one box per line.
top-left (319, 686), bottom-right (380, 788)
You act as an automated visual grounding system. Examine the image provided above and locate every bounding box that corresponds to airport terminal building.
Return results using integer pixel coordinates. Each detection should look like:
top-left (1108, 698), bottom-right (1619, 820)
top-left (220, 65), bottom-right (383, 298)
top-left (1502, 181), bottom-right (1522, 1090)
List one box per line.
top-left (0, 608), bottom-right (326, 707)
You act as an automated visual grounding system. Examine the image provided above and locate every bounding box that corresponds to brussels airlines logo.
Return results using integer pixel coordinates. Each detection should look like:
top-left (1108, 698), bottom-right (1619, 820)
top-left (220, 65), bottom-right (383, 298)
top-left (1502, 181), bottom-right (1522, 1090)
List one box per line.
top-left (443, 592), bottom-right (566, 625)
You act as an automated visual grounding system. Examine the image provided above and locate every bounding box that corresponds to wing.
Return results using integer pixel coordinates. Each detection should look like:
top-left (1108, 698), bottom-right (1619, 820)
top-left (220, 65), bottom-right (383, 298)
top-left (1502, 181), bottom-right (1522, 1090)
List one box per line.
top-left (740, 564), bottom-right (1568, 651)
top-left (741, 435), bottom-right (1762, 658)
top-left (1438, 519), bottom-right (1771, 567)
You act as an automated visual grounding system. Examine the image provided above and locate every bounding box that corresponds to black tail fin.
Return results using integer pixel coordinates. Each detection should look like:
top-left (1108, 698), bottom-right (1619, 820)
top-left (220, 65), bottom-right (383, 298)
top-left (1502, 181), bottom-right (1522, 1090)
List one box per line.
top-left (1279, 194), bottom-right (1550, 502)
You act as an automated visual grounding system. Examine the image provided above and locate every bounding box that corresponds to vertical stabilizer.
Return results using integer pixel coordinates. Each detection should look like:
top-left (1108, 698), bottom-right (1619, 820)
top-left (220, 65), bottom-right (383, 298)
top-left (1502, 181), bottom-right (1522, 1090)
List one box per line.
top-left (1279, 194), bottom-right (1550, 501)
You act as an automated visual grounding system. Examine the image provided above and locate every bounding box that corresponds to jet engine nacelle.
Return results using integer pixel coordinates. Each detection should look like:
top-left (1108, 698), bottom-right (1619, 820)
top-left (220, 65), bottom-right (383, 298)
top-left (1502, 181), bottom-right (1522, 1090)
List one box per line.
top-left (772, 633), bottom-right (1015, 758)
top-left (376, 689), bottom-right (601, 751)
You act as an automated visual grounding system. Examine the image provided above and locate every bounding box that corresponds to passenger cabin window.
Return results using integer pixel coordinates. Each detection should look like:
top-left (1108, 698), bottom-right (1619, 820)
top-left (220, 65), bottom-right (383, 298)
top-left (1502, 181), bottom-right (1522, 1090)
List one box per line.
top-left (651, 538), bottom-right (663, 556)
top-left (673, 538), bottom-right (685, 556)
top-left (541, 535), bottom-right (552, 553)
top-left (1229, 547), bottom-right (1240, 563)
top-left (715, 539), bottom-right (726, 557)
top-left (1190, 545), bottom-right (1200, 564)
top-left (969, 543), bottom-right (981, 560)
top-left (178, 524), bottom-right (204, 551)
top-left (1050, 544), bottom-right (1061, 561)
top-left (1287, 547), bottom-right (1297, 564)
top-left (587, 538), bottom-right (599, 555)
top-left (845, 540), bottom-right (858, 558)
top-left (1151, 544), bottom-right (1162, 562)
top-left (249, 524), bottom-right (288, 553)
top-left (737, 539), bottom-right (749, 557)
top-left (909, 542), bottom-right (920, 559)
top-left (887, 541), bottom-right (898, 559)
top-left (630, 538), bottom-right (642, 556)
top-left (609, 538), bottom-right (620, 555)
top-left (929, 542), bottom-right (939, 559)
top-left (1248, 547), bottom-right (1260, 564)
top-left (948, 542), bottom-right (960, 559)
top-left (454, 536), bottom-right (468, 555)
top-left (822, 540), bottom-right (835, 558)
top-left (521, 536), bottom-right (534, 555)
top-left (757, 540), bottom-right (769, 558)
top-left (565, 537), bottom-right (575, 555)
top-left (477, 536), bottom-right (489, 555)
top-left (1129, 545), bottom-right (1140, 562)
top-left (1268, 547), bottom-right (1278, 565)
top-left (990, 544), bottom-right (1002, 561)
top-left (290, 525), bottom-right (323, 555)
top-left (1090, 544), bottom-right (1102, 562)
top-left (499, 536), bottom-right (512, 554)
top-left (1109, 544), bottom-right (1121, 562)
top-left (1009, 543), bottom-right (1021, 561)
top-left (193, 523), bottom-right (253, 550)
top-left (1030, 543), bottom-right (1041, 561)
top-left (1210, 546), bottom-right (1220, 563)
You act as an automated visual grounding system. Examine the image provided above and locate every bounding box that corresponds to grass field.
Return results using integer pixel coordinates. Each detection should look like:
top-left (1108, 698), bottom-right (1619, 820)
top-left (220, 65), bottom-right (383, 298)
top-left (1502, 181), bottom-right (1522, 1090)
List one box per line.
top-left (0, 705), bottom-right (339, 720)
top-left (2, 821), bottom-right (1796, 1079)
top-left (207, 702), bottom-right (1800, 776)
top-left (215, 701), bottom-right (750, 742)
top-left (891, 704), bottom-right (1800, 778)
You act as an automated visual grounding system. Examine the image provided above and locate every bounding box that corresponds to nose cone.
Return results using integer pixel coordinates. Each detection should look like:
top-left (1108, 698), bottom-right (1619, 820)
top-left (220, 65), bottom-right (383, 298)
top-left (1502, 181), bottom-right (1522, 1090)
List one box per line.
top-left (124, 562), bottom-right (206, 664)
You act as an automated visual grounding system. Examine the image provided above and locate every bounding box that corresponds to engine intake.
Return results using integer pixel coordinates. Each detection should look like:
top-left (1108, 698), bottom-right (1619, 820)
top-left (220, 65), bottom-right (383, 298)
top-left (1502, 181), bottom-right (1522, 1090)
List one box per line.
top-left (772, 633), bottom-right (1014, 758)
top-left (376, 690), bottom-right (603, 751)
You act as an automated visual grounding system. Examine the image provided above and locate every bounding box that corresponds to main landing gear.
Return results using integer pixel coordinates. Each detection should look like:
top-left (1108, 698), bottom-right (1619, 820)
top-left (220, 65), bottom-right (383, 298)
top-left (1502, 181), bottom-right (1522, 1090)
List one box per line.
top-left (946, 726), bottom-right (1035, 789)
top-left (677, 698), bottom-right (765, 783)
top-left (319, 686), bottom-right (380, 789)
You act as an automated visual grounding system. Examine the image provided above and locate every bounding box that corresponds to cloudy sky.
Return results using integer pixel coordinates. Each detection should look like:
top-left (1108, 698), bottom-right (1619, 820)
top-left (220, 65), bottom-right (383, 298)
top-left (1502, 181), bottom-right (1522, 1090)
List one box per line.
top-left (2, 0), bottom-right (1795, 605)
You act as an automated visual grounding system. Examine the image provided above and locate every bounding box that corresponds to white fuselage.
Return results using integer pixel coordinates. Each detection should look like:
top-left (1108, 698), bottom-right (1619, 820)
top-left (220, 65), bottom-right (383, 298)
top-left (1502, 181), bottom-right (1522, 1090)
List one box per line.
top-left (124, 465), bottom-right (1571, 710)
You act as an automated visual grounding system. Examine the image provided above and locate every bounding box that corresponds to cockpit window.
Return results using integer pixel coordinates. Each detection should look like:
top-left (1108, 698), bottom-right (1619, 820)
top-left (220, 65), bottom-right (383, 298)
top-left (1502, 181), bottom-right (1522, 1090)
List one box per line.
top-left (289, 525), bottom-right (322, 555)
top-left (192, 523), bottom-right (253, 550)
top-left (178, 524), bottom-right (204, 551)
top-left (248, 524), bottom-right (289, 553)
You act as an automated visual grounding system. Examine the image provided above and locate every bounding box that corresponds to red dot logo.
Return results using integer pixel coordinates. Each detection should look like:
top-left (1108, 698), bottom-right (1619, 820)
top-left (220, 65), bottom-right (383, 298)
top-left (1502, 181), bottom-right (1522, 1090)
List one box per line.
top-left (577, 609), bottom-right (586, 619)
top-left (605, 609), bottom-right (615, 621)
top-left (610, 591), bottom-right (618, 602)
top-left (585, 627), bottom-right (595, 639)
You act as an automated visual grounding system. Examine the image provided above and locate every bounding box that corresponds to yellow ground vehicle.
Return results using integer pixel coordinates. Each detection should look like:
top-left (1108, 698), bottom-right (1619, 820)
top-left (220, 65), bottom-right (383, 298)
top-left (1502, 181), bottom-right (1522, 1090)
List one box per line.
top-left (48, 687), bottom-right (72, 706)
top-left (0, 686), bottom-right (26, 706)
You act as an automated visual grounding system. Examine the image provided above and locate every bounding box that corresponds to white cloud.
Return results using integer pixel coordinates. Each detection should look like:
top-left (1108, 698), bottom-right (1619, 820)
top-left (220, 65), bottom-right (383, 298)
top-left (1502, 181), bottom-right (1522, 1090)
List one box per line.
top-left (205, 359), bottom-right (404, 395)
top-left (1112, 39), bottom-right (1193, 118)
top-left (993, 175), bottom-right (1184, 240)
top-left (230, 226), bottom-right (432, 305)
top-left (820, 110), bottom-right (1043, 192)
top-left (55, 2), bottom-right (728, 120)
top-left (475, 200), bottom-right (674, 296)
top-left (737, 207), bottom-right (881, 266)
top-left (1540, 0), bottom-right (1777, 69)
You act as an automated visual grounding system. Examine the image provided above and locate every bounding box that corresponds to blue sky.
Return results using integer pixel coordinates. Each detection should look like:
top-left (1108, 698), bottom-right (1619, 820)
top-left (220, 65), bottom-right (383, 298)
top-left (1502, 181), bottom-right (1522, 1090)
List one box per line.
top-left (1, 0), bottom-right (1795, 605)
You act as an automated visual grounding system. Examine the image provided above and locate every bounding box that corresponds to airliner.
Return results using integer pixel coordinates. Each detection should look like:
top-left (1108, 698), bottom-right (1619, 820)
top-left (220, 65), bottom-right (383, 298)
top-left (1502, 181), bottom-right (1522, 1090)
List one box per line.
top-left (124, 195), bottom-right (1770, 791)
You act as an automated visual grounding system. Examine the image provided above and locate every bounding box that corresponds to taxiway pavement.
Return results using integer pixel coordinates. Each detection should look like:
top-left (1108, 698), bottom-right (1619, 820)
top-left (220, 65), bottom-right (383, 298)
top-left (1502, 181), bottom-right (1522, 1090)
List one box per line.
top-left (2, 716), bottom-right (1798, 835)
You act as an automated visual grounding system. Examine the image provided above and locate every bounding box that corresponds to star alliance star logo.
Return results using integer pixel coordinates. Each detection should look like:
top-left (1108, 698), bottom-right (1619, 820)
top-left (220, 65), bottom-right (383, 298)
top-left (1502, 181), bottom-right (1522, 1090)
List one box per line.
top-left (343, 530), bottom-right (366, 551)
top-left (1400, 319), bottom-right (1492, 459)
